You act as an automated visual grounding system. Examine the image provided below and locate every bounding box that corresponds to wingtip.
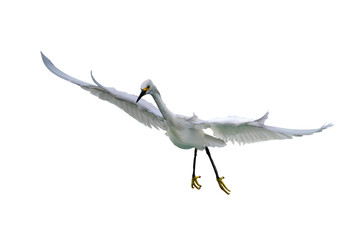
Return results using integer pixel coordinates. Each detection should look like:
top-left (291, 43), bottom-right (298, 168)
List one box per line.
top-left (319, 122), bottom-right (334, 132)
top-left (90, 71), bottom-right (105, 89)
top-left (41, 51), bottom-right (53, 63)
top-left (256, 111), bottom-right (270, 126)
top-left (40, 51), bottom-right (47, 59)
top-left (323, 123), bottom-right (334, 129)
top-left (90, 70), bottom-right (96, 83)
top-left (40, 51), bottom-right (55, 69)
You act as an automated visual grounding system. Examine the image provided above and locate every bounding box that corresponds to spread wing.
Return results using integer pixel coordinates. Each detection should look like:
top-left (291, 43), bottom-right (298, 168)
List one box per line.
top-left (193, 112), bottom-right (332, 145)
top-left (41, 52), bottom-right (166, 130)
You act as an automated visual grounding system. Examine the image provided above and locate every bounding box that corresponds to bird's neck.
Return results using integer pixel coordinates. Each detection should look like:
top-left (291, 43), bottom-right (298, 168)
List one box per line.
top-left (151, 90), bottom-right (174, 121)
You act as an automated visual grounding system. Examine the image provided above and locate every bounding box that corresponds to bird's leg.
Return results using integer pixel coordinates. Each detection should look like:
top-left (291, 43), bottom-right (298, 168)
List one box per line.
top-left (205, 147), bottom-right (231, 195)
top-left (191, 148), bottom-right (202, 190)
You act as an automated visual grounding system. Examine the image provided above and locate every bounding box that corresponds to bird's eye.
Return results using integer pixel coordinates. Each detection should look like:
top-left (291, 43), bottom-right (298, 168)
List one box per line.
top-left (142, 85), bottom-right (150, 91)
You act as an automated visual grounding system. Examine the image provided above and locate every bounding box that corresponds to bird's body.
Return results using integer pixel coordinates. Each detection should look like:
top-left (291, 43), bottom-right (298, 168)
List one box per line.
top-left (41, 52), bottom-right (332, 194)
top-left (167, 121), bottom-right (205, 150)
top-left (138, 86), bottom-right (206, 150)
top-left (150, 92), bottom-right (222, 150)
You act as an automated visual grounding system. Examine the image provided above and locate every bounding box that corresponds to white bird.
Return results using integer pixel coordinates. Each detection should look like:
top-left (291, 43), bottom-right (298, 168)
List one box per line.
top-left (41, 52), bottom-right (333, 195)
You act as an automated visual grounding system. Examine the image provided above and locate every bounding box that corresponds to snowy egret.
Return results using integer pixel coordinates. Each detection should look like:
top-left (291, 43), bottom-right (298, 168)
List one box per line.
top-left (41, 52), bottom-right (332, 195)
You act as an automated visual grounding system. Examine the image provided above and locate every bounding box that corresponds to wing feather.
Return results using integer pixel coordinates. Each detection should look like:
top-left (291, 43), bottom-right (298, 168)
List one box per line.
top-left (194, 112), bottom-right (332, 146)
top-left (41, 52), bottom-right (166, 130)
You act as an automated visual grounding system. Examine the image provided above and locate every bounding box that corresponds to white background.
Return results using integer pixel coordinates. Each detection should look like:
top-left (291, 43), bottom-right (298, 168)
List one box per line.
top-left (1, 1), bottom-right (359, 239)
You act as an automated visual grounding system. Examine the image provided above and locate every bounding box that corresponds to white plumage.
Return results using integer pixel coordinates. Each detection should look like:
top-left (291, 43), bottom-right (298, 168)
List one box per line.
top-left (41, 52), bottom-right (331, 149)
top-left (41, 52), bottom-right (332, 194)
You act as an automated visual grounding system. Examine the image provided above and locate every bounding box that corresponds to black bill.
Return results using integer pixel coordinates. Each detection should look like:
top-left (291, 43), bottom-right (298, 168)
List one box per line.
top-left (136, 90), bottom-right (147, 103)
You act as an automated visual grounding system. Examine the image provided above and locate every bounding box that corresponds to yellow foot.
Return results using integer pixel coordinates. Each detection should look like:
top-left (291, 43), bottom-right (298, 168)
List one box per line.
top-left (191, 176), bottom-right (202, 190)
top-left (217, 177), bottom-right (231, 195)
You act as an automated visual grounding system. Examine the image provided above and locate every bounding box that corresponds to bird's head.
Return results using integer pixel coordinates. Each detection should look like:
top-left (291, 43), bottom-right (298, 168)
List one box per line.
top-left (136, 79), bottom-right (155, 103)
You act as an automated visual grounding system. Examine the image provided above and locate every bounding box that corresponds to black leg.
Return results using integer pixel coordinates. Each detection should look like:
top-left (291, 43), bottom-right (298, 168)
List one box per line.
top-left (191, 148), bottom-right (201, 190)
top-left (205, 147), bottom-right (231, 195)
top-left (192, 148), bottom-right (198, 178)
top-left (205, 147), bottom-right (220, 179)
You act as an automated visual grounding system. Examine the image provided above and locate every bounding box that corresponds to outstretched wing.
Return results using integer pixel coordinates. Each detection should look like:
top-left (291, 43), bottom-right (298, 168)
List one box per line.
top-left (194, 112), bottom-right (332, 145)
top-left (41, 52), bottom-right (166, 130)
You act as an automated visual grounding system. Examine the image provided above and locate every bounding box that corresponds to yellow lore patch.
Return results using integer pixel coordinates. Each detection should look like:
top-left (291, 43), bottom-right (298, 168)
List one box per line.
top-left (142, 85), bottom-right (150, 91)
